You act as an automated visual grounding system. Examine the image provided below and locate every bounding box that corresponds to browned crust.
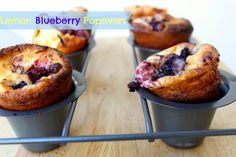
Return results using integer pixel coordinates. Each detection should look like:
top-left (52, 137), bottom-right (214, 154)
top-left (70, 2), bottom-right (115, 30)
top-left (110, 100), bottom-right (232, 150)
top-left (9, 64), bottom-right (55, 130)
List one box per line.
top-left (146, 43), bottom-right (220, 102)
top-left (0, 44), bottom-right (72, 111)
top-left (150, 67), bottom-right (221, 102)
top-left (32, 29), bottom-right (89, 54)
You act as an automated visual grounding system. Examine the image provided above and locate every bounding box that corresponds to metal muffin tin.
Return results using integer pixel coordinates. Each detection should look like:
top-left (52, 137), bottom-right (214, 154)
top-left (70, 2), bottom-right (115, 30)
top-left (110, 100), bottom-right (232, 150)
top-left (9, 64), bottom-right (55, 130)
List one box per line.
top-left (66, 32), bottom-right (96, 72)
top-left (0, 37), bottom-right (236, 152)
top-left (66, 38), bottom-right (96, 72)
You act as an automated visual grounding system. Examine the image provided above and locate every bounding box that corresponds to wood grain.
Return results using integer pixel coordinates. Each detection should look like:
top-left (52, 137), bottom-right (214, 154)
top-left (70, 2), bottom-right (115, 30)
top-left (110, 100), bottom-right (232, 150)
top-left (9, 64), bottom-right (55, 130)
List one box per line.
top-left (0, 37), bottom-right (236, 157)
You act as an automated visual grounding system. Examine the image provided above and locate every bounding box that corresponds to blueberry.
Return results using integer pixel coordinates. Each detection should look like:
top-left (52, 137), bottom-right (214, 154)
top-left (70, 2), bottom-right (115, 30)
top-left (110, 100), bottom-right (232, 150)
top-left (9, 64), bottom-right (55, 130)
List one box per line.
top-left (154, 23), bottom-right (165, 31)
top-left (160, 63), bottom-right (172, 72)
top-left (12, 81), bottom-right (27, 90)
top-left (155, 54), bottom-right (181, 78)
top-left (180, 47), bottom-right (190, 59)
top-left (153, 50), bottom-right (190, 79)
top-left (149, 18), bottom-right (165, 31)
top-left (128, 81), bottom-right (140, 92)
top-left (150, 20), bottom-right (159, 26)
top-left (49, 63), bottom-right (62, 74)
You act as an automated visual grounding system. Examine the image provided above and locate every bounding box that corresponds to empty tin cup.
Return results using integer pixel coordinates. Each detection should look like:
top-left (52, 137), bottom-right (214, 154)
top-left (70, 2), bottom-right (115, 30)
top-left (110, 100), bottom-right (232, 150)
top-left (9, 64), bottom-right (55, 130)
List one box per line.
top-left (0, 70), bottom-right (86, 152)
top-left (128, 36), bottom-right (198, 62)
top-left (66, 38), bottom-right (95, 72)
top-left (151, 104), bottom-right (216, 147)
top-left (137, 70), bottom-right (236, 148)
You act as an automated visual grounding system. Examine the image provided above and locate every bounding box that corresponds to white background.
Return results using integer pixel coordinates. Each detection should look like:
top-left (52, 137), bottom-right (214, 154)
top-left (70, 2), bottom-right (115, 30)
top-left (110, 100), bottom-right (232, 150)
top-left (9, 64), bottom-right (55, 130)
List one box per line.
top-left (0, 0), bottom-right (235, 71)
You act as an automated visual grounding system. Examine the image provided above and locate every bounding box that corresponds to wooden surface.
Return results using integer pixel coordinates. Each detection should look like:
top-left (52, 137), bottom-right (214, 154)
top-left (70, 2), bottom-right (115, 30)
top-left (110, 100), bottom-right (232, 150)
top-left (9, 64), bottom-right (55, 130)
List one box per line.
top-left (0, 37), bottom-right (236, 157)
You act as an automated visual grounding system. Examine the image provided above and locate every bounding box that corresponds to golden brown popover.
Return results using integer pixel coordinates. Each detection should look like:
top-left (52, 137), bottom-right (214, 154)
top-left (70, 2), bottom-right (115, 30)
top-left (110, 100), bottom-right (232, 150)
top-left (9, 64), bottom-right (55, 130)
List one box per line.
top-left (128, 43), bottom-right (221, 102)
top-left (0, 44), bottom-right (72, 111)
top-left (32, 7), bottom-right (89, 54)
top-left (32, 29), bottom-right (89, 54)
top-left (126, 5), bottom-right (193, 49)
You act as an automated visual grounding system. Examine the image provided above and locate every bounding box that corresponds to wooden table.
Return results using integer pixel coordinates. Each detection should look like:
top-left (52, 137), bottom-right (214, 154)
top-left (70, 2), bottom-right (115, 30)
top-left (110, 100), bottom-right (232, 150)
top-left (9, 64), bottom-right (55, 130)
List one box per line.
top-left (0, 37), bottom-right (236, 157)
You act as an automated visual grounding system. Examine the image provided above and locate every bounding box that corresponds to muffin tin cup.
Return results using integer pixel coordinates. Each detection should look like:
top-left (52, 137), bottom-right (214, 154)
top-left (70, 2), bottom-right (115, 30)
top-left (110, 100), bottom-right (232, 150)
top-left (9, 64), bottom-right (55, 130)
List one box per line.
top-left (0, 70), bottom-right (86, 152)
top-left (151, 103), bottom-right (216, 148)
top-left (136, 70), bottom-right (236, 148)
top-left (66, 38), bottom-right (96, 72)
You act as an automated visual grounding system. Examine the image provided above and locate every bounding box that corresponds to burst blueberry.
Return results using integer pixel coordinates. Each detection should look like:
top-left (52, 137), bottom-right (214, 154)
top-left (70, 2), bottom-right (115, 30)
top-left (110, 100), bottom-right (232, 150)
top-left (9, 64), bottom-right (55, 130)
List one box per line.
top-left (12, 81), bottom-right (27, 90)
top-left (149, 18), bottom-right (165, 31)
top-left (128, 81), bottom-right (140, 92)
top-left (180, 47), bottom-right (190, 59)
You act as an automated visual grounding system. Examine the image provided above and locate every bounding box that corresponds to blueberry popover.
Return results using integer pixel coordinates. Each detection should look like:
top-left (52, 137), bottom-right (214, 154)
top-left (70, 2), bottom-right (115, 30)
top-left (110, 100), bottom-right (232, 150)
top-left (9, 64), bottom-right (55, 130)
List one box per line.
top-left (128, 43), bottom-right (221, 102)
top-left (0, 44), bottom-right (72, 111)
top-left (32, 29), bottom-right (90, 54)
top-left (126, 5), bottom-right (193, 49)
top-left (33, 7), bottom-right (89, 54)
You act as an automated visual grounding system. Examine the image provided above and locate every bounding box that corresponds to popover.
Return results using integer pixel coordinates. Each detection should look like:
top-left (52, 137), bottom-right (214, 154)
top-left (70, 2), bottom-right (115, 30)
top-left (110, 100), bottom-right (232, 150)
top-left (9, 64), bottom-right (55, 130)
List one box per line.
top-left (0, 44), bottom-right (72, 111)
top-left (33, 29), bottom-right (90, 54)
top-left (126, 5), bottom-right (193, 49)
top-left (32, 7), bottom-right (90, 54)
top-left (128, 43), bottom-right (221, 102)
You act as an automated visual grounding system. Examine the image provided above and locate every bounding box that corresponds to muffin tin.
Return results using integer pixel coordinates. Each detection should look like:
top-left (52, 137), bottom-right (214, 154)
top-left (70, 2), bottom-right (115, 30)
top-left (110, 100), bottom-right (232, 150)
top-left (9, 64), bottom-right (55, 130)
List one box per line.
top-left (0, 37), bottom-right (236, 152)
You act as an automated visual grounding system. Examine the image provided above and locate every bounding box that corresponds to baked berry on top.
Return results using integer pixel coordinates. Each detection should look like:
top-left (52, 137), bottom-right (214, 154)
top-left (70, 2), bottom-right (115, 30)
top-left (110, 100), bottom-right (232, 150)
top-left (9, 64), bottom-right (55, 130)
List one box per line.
top-left (128, 42), bottom-right (221, 102)
top-left (131, 14), bottom-right (172, 32)
top-left (0, 44), bottom-right (72, 111)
